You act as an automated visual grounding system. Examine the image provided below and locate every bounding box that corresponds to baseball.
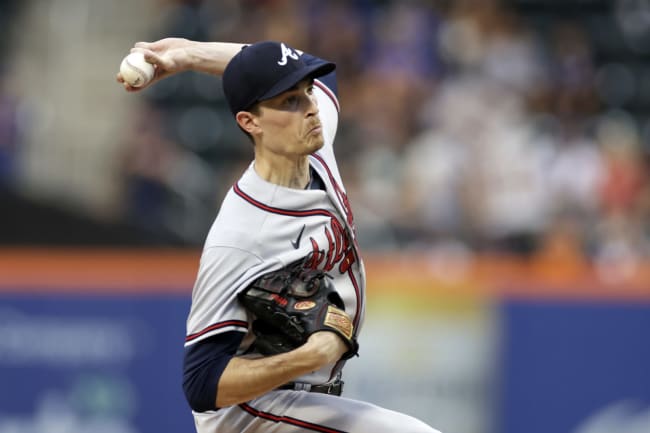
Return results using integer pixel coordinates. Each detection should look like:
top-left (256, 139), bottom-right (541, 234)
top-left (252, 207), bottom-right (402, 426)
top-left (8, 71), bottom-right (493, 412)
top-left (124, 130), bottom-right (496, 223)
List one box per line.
top-left (120, 52), bottom-right (155, 87)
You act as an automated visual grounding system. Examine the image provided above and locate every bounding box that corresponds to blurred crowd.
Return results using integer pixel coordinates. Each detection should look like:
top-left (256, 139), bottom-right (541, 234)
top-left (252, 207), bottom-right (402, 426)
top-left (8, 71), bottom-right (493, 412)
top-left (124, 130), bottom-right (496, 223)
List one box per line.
top-left (121, 0), bottom-right (650, 264)
top-left (2, 0), bottom-right (650, 269)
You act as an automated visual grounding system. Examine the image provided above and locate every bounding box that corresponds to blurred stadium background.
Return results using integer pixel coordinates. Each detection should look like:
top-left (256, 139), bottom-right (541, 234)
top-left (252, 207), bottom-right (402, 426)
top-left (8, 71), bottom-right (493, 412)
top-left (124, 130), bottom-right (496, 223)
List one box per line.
top-left (0, 0), bottom-right (649, 432)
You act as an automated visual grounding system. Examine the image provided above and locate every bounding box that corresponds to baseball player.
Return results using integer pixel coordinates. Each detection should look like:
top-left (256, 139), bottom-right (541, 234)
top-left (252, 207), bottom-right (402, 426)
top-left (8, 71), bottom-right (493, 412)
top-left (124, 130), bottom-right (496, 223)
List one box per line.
top-left (118, 37), bottom-right (441, 433)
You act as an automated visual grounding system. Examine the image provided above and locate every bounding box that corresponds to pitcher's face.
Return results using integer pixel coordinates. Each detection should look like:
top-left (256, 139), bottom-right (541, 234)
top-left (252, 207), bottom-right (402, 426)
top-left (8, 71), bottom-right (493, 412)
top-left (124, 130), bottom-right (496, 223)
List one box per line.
top-left (255, 79), bottom-right (324, 157)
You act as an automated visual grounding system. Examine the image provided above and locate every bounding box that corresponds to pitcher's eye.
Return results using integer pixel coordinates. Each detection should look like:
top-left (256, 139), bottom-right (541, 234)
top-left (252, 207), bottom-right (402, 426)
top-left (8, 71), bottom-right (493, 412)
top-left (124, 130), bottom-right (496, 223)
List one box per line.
top-left (284, 95), bottom-right (299, 108)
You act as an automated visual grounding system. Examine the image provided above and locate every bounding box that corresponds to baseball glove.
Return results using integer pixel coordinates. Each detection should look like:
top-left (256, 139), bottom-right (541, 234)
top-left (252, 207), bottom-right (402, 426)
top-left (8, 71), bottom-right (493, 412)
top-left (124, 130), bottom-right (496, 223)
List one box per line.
top-left (237, 261), bottom-right (359, 360)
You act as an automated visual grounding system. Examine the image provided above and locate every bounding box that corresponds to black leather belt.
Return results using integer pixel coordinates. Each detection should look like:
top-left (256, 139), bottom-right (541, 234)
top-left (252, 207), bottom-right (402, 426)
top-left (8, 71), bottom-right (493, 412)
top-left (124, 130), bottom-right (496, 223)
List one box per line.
top-left (277, 379), bottom-right (344, 396)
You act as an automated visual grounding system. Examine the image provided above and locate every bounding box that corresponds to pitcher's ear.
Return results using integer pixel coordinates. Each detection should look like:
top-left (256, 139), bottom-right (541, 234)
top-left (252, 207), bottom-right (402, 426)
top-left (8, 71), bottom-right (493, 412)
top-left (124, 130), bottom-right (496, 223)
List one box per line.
top-left (236, 110), bottom-right (261, 135)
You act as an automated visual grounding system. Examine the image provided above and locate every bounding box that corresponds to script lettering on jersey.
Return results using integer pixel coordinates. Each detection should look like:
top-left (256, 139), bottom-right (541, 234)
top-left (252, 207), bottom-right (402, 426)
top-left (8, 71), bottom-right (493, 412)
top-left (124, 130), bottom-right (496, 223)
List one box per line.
top-left (330, 176), bottom-right (361, 253)
top-left (334, 183), bottom-right (354, 228)
top-left (305, 217), bottom-right (356, 274)
top-left (277, 42), bottom-right (301, 66)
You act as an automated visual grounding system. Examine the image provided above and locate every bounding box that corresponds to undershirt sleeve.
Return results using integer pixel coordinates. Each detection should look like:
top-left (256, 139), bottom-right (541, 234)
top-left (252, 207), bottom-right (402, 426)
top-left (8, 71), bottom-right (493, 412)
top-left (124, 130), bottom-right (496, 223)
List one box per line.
top-left (182, 330), bottom-right (245, 412)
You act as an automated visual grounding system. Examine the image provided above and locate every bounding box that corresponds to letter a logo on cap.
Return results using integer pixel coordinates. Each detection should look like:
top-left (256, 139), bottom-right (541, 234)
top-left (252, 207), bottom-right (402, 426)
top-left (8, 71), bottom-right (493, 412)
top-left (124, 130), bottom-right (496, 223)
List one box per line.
top-left (277, 42), bottom-right (300, 66)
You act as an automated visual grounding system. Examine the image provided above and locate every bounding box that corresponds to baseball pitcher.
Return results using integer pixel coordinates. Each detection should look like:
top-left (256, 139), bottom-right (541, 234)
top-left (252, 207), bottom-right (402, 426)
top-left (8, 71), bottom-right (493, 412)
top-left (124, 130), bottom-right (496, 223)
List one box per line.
top-left (118, 37), bottom-right (441, 433)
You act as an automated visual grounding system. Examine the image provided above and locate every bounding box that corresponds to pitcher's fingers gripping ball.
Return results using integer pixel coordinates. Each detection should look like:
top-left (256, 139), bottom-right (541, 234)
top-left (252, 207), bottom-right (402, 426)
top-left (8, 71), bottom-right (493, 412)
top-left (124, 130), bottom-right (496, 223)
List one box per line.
top-left (119, 52), bottom-right (154, 88)
top-left (238, 261), bottom-right (359, 359)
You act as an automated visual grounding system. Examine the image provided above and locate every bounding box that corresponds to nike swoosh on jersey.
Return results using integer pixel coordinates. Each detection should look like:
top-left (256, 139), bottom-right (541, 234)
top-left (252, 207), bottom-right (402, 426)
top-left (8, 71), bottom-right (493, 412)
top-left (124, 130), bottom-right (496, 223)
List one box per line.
top-left (291, 224), bottom-right (306, 249)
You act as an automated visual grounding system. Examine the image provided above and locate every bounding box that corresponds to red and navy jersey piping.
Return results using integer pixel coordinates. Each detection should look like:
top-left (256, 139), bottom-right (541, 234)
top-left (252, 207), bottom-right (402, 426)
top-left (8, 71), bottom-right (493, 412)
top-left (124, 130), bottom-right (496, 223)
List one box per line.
top-left (239, 403), bottom-right (348, 433)
top-left (185, 320), bottom-right (248, 343)
top-left (311, 153), bottom-right (336, 184)
top-left (233, 182), bottom-right (336, 219)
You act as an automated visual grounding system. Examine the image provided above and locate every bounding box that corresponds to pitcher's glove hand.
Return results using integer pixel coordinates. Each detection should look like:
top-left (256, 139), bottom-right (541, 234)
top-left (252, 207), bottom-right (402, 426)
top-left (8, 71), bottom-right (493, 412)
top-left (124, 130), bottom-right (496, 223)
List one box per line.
top-left (237, 262), bottom-right (359, 360)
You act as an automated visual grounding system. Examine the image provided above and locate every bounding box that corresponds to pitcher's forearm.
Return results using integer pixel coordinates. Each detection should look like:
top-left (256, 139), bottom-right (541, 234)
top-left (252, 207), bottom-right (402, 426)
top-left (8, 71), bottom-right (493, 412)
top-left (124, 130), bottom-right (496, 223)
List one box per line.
top-left (182, 42), bottom-right (245, 75)
top-left (216, 348), bottom-right (317, 407)
top-left (216, 332), bottom-right (345, 408)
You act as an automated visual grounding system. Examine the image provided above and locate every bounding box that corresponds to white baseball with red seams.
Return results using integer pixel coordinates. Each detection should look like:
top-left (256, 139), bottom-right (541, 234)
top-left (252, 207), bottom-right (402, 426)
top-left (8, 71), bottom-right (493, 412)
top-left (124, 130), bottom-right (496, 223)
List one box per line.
top-left (119, 52), bottom-right (154, 87)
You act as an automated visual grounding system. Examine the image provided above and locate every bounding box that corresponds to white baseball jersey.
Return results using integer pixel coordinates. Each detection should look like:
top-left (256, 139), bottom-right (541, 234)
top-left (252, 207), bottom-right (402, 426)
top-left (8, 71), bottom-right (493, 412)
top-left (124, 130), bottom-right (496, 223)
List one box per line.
top-left (183, 66), bottom-right (441, 433)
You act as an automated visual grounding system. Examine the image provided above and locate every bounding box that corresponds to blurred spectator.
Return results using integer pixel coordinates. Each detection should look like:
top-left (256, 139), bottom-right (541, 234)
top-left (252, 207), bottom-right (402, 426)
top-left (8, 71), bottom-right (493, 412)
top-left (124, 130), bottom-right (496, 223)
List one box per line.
top-left (458, 80), bottom-right (553, 255)
top-left (591, 112), bottom-right (650, 277)
top-left (596, 112), bottom-right (647, 217)
top-left (546, 119), bottom-right (604, 221)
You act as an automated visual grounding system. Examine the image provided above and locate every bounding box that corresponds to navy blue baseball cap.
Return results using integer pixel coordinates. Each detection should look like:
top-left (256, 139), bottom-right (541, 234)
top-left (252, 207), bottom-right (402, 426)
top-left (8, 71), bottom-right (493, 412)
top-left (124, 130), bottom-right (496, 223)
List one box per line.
top-left (222, 41), bottom-right (335, 115)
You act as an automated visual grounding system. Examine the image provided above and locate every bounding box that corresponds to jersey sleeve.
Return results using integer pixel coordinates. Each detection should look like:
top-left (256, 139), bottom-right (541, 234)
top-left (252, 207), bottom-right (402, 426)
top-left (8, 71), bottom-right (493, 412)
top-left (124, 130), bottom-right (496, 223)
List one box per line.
top-left (183, 331), bottom-right (244, 412)
top-left (185, 246), bottom-right (262, 346)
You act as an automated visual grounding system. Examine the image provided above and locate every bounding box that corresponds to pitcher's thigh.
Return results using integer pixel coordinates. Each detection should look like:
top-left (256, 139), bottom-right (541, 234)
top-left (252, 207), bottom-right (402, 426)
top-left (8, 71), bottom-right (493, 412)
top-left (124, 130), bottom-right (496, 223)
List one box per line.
top-left (253, 392), bottom-right (442, 433)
